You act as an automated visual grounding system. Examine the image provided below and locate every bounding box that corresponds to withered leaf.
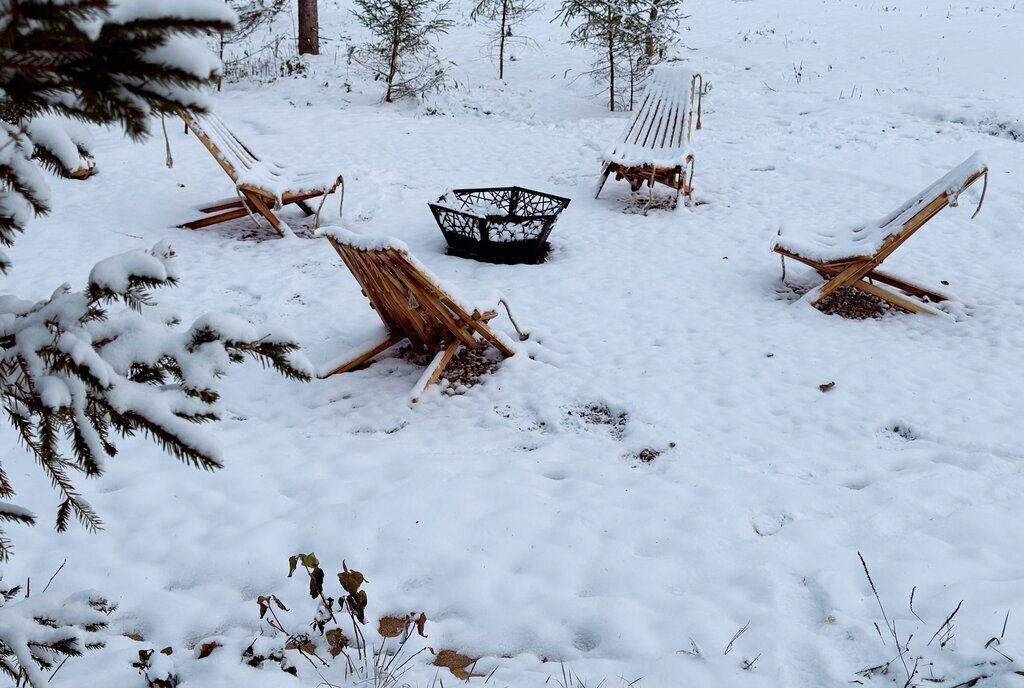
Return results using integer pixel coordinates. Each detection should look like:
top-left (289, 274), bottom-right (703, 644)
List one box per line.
top-left (285, 638), bottom-right (317, 654)
top-left (325, 628), bottom-right (349, 657)
top-left (309, 566), bottom-right (325, 599)
top-left (337, 569), bottom-right (365, 596)
top-left (378, 616), bottom-right (405, 638)
top-left (347, 590), bottom-right (368, 624)
top-left (198, 641), bottom-right (221, 659)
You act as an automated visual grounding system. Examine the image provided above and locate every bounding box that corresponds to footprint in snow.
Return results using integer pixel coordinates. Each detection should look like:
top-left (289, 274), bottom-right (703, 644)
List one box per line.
top-left (752, 511), bottom-right (791, 536)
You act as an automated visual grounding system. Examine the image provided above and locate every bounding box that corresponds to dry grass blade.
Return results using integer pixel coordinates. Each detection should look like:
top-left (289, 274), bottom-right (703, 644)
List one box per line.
top-left (927, 600), bottom-right (963, 647)
top-left (724, 622), bottom-right (750, 655)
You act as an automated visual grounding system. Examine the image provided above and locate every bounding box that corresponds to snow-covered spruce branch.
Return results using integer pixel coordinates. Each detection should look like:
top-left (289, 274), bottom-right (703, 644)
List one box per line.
top-left (0, 579), bottom-right (115, 688)
top-left (0, 242), bottom-right (311, 560)
top-left (0, 0), bottom-right (234, 272)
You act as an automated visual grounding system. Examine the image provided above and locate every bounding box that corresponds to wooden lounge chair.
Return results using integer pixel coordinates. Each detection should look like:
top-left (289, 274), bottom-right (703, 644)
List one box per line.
top-left (596, 65), bottom-right (704, 213)
top-left (317, 228), bottom-right (520, 402)
top-left (772, 153), bottom-right (989, 315)
top-left (179, 111), bottom-right (344, 236)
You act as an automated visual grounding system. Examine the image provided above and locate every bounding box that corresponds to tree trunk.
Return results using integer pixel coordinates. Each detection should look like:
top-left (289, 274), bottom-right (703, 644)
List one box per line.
top-left (645, 1), bottom-right (658, 58)
top-left (298, 0), bottom-right (319, 55)
top-left (607, 28), bottom-right (615, 111)
top-left (385, 24), bottom-right (401, 102)
top-left (218, 31), bottom-right (225, 91)
top-left (499, 0), bottom-right (508, 79)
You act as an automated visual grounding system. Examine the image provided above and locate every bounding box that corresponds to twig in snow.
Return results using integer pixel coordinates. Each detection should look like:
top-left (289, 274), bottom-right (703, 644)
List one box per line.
top-left (41, 558), bottom-right (67, 594)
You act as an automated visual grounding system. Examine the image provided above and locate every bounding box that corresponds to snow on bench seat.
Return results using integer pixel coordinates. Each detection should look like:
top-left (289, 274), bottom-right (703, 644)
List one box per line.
top-left (604, 65), bottom-right (699, 170)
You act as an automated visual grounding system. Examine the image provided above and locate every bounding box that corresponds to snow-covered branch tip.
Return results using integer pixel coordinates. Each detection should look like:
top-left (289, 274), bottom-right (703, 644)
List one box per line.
top-left (0, 580), bottom-right (115, 688)
top-left (0, 0), bottom-right (235, 274)
top-left (0, 242), bottom-right (312, 561)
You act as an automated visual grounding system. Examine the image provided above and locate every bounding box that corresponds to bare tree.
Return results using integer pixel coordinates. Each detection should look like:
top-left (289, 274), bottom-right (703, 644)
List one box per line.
top-left (298, 0), bottom-right (320, 54)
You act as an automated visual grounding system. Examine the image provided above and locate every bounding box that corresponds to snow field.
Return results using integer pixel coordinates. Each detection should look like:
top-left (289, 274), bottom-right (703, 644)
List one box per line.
top-left (4, 0), bottom-right (1024, 686)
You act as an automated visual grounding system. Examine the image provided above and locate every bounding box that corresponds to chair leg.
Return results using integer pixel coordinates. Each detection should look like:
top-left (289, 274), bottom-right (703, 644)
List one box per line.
top-left (242, 190), bottom-right (287, 236)
top-left (318, 333), bottom-right (405, 379)
top-left (595, 165), bottom-right (612, 199)
top-left (810, 261), bottom-right (874, 305)
top-left (296, 200), bottom-right (315, 216)
top-left (410, 341), bottom-right (461, 403)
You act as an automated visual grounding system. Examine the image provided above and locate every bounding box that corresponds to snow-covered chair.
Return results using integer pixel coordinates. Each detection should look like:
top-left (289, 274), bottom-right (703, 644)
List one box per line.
top-left (772, 153), bottom-right (989, 315)
top-left (317, 228), bottom-right (520, 402)
top-left (595, 65), bottom-right (704, 213)
top-left (179, 111), bottom-right (345, 236)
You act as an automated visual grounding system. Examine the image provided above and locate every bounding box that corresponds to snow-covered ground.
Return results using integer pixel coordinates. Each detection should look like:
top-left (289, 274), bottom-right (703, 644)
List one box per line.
top-left (5, 0), bottom-right (1024, 686)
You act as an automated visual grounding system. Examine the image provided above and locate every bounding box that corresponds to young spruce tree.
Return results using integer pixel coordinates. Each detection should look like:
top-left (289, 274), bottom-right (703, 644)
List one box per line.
top-left (470, 0), bottom-right (538, 80)
top-left (557, 0), bottom-right (684, 111)
top-left (352, 0), bottom-right (454, 102)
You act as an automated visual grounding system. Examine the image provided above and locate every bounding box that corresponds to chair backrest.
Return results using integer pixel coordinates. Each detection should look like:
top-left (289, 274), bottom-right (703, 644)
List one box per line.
top-left (324, 230), bottom-right (483, 353)
top-left (875, 154), bottom-right (988, 250)
top-left (606, 66), bottom-right (703, 167)
top-left (772, 153), bottom-right (988, 264)
top-left (181, 111), bottom-right (263, 185)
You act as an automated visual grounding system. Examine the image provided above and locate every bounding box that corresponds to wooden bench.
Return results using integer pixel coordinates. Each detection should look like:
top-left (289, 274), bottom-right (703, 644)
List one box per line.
top-left (596, 65), bottom-right (704, 213)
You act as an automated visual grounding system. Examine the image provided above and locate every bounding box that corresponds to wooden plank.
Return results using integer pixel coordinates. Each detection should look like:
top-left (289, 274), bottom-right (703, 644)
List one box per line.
top-left (180, 207), bottom-right (251, 229)
top-left (409, 341), bottom-right (461, 403)
top-left (852, 279), bottom-right (939, 315)
top-left (863, 269), bottom-right (951, 302)
top-left (318, 333), bottom-right (405, 378)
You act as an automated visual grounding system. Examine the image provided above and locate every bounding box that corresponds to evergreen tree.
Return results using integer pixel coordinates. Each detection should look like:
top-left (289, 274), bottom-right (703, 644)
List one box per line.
top-left (0, 0), bottom-right (312, 571)
top-left (352, 0), bottom-right (454, 102)
top-left (557, 0), bottom-right (684, 111)
top-left (470, 0), bottom-right (538, 80)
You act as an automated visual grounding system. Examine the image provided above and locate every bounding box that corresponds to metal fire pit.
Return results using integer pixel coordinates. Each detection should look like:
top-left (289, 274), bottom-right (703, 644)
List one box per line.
top-left (428, 186), bottom-right (571, 264)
